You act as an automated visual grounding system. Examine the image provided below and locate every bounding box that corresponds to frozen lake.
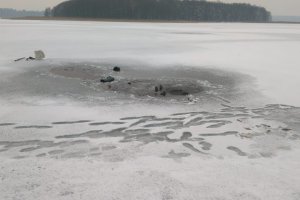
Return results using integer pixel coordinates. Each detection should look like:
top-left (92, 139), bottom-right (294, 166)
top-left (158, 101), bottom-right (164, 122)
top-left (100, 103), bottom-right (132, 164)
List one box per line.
top-left (0, 19), bottom-right (300, 200)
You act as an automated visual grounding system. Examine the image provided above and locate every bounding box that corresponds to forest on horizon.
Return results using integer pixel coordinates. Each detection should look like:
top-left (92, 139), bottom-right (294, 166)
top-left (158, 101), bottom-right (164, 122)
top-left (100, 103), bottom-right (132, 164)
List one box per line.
top-left (49, 0), bottom-right (272, 22)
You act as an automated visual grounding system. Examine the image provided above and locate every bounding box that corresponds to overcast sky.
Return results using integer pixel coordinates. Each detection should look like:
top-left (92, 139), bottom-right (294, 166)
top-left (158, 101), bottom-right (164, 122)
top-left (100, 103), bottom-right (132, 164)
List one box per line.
top-left (0, 0), bottom-right (299, 16)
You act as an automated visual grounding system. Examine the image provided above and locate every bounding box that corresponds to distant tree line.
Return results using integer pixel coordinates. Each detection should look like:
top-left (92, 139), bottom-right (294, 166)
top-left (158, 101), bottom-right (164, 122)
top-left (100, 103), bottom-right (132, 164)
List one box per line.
top-left (0, 8), bottom-right (43, 18)
top-left (51, 0), bottom-right (271, 22)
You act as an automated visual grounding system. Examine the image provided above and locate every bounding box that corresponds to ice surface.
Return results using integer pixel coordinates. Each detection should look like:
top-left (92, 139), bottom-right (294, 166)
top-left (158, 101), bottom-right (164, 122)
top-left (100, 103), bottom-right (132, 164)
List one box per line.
top-left (1, 20), bottom-right (300, 105)
top-left (0, 19), bottom-right (300, 200)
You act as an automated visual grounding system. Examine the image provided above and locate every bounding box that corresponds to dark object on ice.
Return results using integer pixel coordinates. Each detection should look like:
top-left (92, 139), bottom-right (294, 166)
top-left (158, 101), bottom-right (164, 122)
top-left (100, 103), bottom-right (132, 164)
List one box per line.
top-left (26, 56), bottom-right (35, 61)
top-left (282, 128), bottom-right (292, 132)
top-left (100, 76), bottom-right (115, 83)
top-left (168, 89), bottom-right (189, 96)
top-left (159, 85), bottom-right (163, 91)
top-left (128, 82), bottom-right (132, 85)
top-left (155, 86), bottom-right (159, 92)
top-left (113, 66), bottom-right (120, 72)
top-left (14, 57), bottom-right (25, 62)
top-left (187, 96), bottom-right (193, 102)
top-left (160, 91), bottom-right (166, 96)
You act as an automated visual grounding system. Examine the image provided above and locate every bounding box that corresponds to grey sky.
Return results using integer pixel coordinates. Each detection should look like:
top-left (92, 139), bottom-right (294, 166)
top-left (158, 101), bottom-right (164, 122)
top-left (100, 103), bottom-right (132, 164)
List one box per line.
top-left (0, 0), bottom-right (299, 16)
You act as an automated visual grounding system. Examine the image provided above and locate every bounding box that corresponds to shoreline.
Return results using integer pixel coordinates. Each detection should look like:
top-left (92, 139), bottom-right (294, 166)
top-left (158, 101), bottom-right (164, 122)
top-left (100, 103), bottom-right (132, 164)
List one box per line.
top-left (5, 16), bottom-right (300, 24)
top-left (4, 16), bottom-right (202, 23)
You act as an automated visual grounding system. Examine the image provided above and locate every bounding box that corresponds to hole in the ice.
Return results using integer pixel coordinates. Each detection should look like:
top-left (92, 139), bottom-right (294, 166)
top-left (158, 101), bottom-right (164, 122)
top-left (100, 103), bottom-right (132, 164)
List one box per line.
top-left (103, 79), bottom-right (204, 97)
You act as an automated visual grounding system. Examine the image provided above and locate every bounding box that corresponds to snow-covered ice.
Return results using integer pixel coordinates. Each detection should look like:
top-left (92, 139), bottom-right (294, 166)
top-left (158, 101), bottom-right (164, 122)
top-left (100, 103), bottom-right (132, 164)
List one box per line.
top-left (0, 19), bottom-right (300, 200)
